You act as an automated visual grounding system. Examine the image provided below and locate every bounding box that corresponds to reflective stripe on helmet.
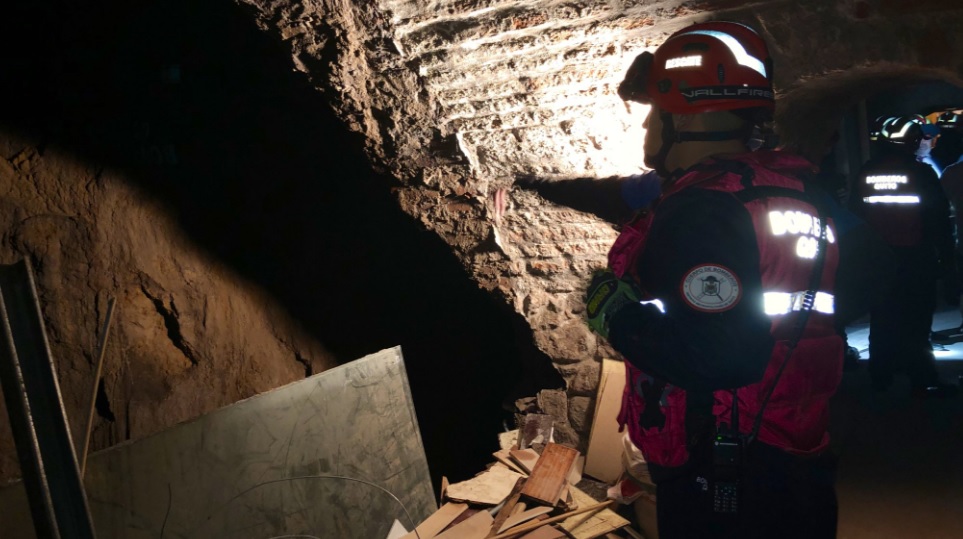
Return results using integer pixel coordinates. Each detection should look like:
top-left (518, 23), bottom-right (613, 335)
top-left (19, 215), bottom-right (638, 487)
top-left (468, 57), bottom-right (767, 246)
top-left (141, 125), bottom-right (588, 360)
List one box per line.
top-left (677, 30), bottom-right (768, 78)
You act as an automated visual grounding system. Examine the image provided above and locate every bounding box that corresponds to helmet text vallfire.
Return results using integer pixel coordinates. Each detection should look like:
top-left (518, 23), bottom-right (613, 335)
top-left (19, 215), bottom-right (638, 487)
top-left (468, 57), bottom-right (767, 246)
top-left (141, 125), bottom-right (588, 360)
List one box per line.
top-left (680, 86), bottom-right (774, 102)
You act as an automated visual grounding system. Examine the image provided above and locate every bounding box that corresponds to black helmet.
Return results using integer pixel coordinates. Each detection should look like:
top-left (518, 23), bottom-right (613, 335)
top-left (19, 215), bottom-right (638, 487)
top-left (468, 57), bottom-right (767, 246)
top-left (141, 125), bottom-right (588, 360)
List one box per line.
top-left (936, 110), bottom-right (962, 130)
top-left (871, 115), bottom-right (938, 150)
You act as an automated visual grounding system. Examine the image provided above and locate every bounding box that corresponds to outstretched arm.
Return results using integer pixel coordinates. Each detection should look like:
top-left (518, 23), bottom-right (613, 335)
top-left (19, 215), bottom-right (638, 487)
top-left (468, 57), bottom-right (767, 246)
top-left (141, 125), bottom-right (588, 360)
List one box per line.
top-left (514, 171), bottom-right (661, 225)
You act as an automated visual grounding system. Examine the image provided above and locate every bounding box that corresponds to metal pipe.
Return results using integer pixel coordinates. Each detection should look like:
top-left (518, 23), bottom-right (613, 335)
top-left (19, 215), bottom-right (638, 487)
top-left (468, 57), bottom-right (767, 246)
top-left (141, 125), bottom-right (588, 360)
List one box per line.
top-left (80, 295), bottom-right (116, 478)
top-left (0, 259), bottom-right (97, 538)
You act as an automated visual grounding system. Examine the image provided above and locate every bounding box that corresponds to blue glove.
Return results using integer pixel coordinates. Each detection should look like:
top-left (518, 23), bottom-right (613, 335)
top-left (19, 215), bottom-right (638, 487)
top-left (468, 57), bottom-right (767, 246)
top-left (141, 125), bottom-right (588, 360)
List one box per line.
top-left (585, 270), bottom-right (642, 339)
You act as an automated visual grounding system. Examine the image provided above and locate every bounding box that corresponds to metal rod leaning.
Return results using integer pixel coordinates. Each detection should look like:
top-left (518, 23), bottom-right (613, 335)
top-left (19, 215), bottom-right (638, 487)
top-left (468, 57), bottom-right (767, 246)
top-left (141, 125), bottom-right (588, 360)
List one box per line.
top-left (80, 295), bottom-right (116, 478)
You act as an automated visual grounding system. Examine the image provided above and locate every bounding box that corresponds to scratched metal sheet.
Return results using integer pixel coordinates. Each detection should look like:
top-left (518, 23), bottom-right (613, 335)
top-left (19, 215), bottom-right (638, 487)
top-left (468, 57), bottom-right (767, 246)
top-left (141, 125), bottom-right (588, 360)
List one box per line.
top-left (81, 346), bottom-right (435, 539)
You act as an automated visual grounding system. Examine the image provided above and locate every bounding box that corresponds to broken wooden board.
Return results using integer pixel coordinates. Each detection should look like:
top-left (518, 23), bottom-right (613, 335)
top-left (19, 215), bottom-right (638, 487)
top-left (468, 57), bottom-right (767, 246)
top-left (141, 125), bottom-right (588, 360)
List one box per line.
top-left (584, 358), bottom-right (628, 483)
top-left (558, 486), bottom-right (629, 539)
top-left (401, 502), bottom-right (468, 539)
top-left (435, 510), bottom-right (495, 539)
top-left (494, 448), bottom-right (529, 475)
top-left (520, 443), bottom-right (580, 506)
top-left (509, 447), bottom-right (540, 474)
top-left (490, 501), bottom-right (614, 539)
top-left (446, 465), bottom-right (525, 505)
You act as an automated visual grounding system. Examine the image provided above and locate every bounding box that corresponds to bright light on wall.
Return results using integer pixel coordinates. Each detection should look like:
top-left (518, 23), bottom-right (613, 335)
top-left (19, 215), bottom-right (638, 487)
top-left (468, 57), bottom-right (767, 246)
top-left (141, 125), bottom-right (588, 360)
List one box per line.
top-left (579, 99), bottom-right (652, 176)
top-left (614, 100), bottom-right (651, 173)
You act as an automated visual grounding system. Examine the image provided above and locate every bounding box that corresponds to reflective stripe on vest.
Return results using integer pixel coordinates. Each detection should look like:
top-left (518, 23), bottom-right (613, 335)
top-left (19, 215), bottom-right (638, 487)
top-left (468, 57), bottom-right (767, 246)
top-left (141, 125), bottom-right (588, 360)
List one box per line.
top-left (862, 195), bottom-right (921, 204)
top-left (763, 291), bottom-right (834, 315)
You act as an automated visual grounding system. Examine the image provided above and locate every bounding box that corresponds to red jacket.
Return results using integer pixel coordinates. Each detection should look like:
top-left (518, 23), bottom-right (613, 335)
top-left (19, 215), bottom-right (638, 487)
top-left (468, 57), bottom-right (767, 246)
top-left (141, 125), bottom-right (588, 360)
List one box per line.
top-left (608, 151), bottom-right (843, 476)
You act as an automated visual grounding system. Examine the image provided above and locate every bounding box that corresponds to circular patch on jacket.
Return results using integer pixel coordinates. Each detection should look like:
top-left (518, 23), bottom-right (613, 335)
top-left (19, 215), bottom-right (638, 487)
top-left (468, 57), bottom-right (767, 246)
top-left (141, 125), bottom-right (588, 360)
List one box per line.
top-left (681, 264), bottom-right (741, 312)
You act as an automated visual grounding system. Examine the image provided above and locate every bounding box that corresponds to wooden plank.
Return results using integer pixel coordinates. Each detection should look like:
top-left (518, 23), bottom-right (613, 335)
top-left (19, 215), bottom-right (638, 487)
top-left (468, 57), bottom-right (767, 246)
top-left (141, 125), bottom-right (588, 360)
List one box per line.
top-left (494, 448), bottom-right (529, 475)
top-left (488, 477), bottom-right (526, 538)
top-left (401, 502), bottom-right (468, 539)
top-left (584, 359), bottom-right (628, 483)
top-left (440, 476), bottom-right (449, 507)
top-left (558, 486), bottom-right (630, 539)
top-left (519, 443), bottom-right (580, 505)
top-left (497, 506), bottom-right (554, 534)
top-left (435, 510), bottom-right (495, 539)
top-left (490, 501), bottom-right (614, 539)
top-left (509, 448), bottom-right (541, 474)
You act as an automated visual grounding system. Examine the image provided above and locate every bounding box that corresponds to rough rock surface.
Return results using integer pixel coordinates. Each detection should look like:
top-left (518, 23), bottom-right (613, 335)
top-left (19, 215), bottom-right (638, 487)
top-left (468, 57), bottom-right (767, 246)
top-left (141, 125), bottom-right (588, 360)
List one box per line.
top-left (0, 132), bottom-right (332, 486)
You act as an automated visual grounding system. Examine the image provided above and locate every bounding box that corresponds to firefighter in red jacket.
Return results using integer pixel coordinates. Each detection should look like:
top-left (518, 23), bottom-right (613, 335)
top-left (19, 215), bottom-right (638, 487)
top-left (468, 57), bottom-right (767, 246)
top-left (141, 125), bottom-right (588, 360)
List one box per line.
top-left (848, 115), bottom-right (957, 397)
top-left (583, 21), bottom-right (877, 538)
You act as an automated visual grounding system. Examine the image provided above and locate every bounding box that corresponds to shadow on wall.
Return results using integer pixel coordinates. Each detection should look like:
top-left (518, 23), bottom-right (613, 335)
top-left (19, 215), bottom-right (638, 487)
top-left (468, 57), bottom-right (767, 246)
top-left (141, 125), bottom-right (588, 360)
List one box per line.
top-left (0, 1), bottom-right (563, 488)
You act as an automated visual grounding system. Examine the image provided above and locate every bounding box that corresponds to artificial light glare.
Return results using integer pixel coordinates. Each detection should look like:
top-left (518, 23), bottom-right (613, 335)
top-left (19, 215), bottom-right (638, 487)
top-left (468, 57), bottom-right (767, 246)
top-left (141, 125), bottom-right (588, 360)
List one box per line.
top-left (641, 299), bottom-right (665, 313)
top-left (588, 100), bottom-right (652, 175)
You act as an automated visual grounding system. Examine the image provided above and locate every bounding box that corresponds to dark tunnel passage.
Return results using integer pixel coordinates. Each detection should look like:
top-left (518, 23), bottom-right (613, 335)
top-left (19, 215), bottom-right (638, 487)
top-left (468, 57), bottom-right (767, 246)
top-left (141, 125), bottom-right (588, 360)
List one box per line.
top-left (0, 0), bottom-right (564, 491)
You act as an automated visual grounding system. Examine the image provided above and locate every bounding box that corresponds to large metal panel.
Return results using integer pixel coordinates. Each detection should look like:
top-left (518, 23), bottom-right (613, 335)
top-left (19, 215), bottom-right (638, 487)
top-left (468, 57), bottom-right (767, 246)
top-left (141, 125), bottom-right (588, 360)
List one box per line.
top-left (82, 345), bottom-right (436, 539)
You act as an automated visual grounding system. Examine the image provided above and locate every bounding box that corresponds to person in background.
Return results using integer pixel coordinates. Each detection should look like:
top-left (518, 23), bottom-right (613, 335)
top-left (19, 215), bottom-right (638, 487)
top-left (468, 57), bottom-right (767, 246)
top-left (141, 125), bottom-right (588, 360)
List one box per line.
top-left (582, 20), bottom-right (892, 538)
top-left (915, 114), bottom-right (944, 178)
top-left (929, 110), bottom-right (963, 175)
top-left (807, 129), bottom-right (865, 370)
top-left (848, 115), bottom-right (958, 398)
top-left (936, 111), bottom-right (963, 330)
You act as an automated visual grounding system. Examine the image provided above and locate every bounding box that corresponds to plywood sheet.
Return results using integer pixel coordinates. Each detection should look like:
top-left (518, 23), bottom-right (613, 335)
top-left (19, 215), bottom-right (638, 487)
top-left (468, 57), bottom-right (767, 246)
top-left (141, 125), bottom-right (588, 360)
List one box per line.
top-left (584, 359), bottom-right (628, 483)
top-left (435, 509), bottom-right (494, 539)
top-left (81, 346), bottom-right (436, 539)
top-left (403, 502), bottom-right (468, 539)
top-left (518, 526), bottom-right (568, 539)
top-left (520, 443), bottom-right (580, 505)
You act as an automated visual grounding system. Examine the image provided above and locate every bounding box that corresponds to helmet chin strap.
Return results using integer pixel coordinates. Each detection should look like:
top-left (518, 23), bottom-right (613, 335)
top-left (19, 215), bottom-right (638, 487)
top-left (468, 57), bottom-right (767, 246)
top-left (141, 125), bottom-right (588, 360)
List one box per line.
top-left (646, 111), bottom-right (681, 179)
top-left (646, 111), bottom-right (753, 180)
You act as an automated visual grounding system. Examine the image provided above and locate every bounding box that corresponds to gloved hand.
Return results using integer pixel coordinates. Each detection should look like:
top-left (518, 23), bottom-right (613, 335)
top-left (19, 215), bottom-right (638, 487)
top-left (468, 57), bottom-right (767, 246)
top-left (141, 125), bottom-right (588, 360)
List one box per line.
top-left (585, 269), bottom-right (642, 339)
